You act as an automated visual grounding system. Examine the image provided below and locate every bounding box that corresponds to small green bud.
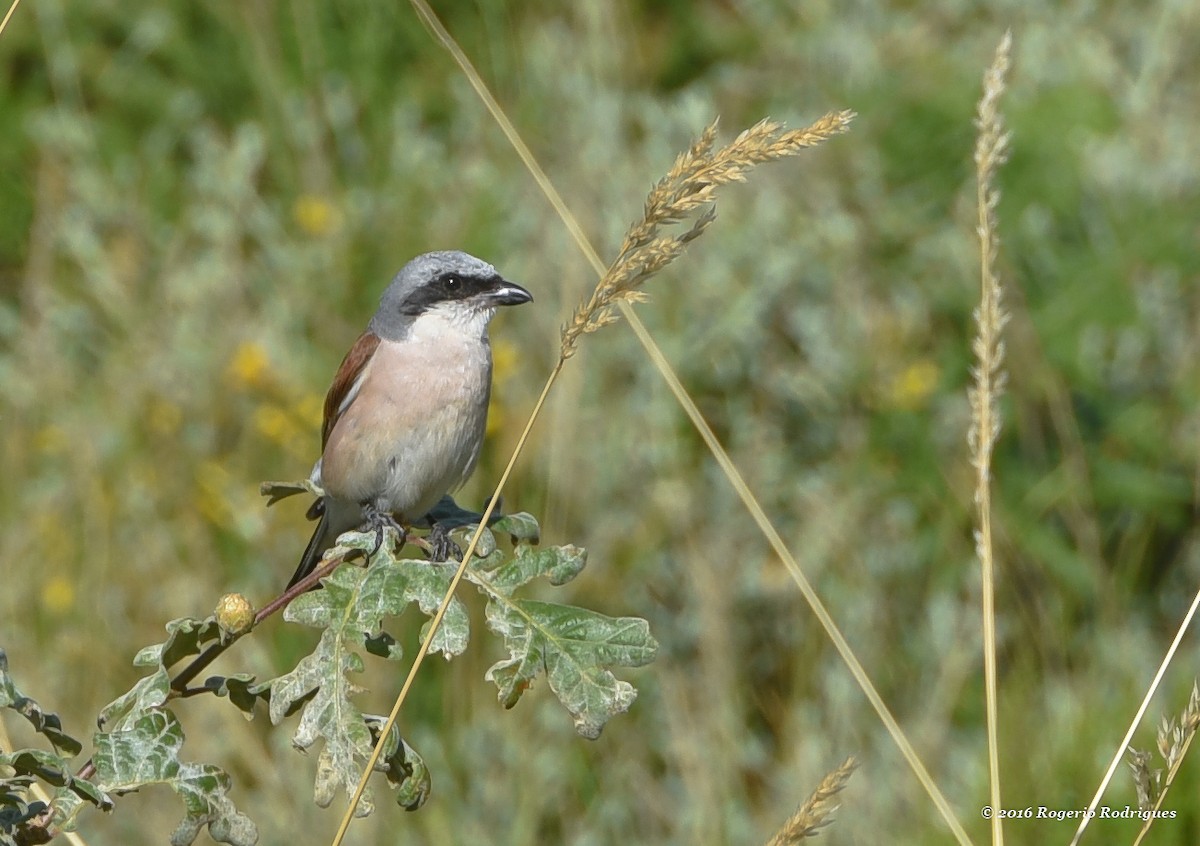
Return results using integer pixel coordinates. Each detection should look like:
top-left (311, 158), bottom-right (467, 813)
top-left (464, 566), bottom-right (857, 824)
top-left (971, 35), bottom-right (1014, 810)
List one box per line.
top-left (215, 592), bottom-right (255, 637)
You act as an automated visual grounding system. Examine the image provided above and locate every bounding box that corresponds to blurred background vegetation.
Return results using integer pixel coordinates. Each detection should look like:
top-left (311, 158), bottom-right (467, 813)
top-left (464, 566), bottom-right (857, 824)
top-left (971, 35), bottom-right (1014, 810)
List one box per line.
top-left (2, 0), bottom-right (1199, 843)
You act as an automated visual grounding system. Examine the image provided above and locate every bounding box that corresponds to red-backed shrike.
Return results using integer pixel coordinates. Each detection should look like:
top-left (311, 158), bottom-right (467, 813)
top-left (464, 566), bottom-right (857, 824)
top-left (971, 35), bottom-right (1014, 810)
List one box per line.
top-left (288, 250), bottom-right (532, 588)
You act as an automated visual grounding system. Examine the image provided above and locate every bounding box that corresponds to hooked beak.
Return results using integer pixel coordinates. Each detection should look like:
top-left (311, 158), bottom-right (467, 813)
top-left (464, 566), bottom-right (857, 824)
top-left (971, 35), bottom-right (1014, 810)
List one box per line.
top-left (487, 278), bottom-right (534, 307)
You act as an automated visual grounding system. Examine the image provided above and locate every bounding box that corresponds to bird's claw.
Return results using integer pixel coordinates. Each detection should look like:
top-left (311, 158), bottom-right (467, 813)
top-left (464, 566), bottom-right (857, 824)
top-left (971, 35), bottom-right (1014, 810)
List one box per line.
top-left (425, 521), bottom-right (462, 562)
top-left (363, 504), bottom-right (405, 557)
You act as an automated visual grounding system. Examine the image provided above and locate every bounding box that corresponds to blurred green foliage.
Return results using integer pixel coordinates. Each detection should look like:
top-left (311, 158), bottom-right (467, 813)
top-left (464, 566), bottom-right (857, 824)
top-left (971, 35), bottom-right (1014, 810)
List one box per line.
top-left (2, 0), bottom-right (1200, 843)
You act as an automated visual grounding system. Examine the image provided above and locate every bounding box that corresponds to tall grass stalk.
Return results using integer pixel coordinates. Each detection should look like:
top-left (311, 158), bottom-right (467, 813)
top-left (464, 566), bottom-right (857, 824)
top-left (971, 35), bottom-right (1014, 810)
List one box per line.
top-left (0, 0), bottom-right (21, 38)
top-left (1130, 683), bottom-right (1200, 845)
top-left (360, 4), bottom-right (977, 845)
top-left (1070, 588), bottom-right (1200, 845)
top-left (969, 30), bottom-right (1012, 846)
top-left (333, 9), bottom-right (861, 839)
top-left (764, 756), bottom-right (858, 844)
top-left (330, 359), bottom-right (561, 844)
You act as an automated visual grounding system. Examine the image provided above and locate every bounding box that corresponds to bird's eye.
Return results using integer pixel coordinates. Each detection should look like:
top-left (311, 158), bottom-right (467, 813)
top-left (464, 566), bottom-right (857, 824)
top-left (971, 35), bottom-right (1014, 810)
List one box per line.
top-left (444, 275), bottom-right (462, 291)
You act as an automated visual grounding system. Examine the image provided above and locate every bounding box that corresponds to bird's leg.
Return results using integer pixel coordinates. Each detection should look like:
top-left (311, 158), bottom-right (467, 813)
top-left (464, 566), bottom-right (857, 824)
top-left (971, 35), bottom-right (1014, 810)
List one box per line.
top-left (362, 503), bottom-right (405, 557)
top-left (424, 519), bottom-right (463, 562)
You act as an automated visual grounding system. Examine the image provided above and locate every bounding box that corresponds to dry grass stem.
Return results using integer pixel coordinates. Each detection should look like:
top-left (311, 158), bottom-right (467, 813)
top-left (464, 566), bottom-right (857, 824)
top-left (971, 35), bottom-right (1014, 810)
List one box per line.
top-left (1072, 588), bottom-right (1200, 846)
top-left (1129, 681), bottom-right (1200, 845)
top-left (561, 112), bottom-right (854, 358)
top-left (404, 5), bottom-right (975, 842)
top-left (765, 756), bottom-right (858, 845)
top-left (1126, 748), bottom-right (1159, 811)
top-left (613, 302), bottom-right (970, 846)
top-left (357, 6), bottom-right (978, 846)
top-left (0, 0), bottom-right (23, 39)
top-left (969, 33), bottom-right (1012, 473)
top-left (969, 30), bottom-right (1012, 846)
top-left (1157, 681), bottom-right (1200, 772)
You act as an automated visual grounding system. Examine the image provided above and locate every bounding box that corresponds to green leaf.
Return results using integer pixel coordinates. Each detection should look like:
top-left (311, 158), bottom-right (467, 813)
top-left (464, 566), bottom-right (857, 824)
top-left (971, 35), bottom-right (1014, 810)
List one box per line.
top-left (0, 749), bottom-right (111, 813)
top-left (388, 739), bottom-right (430, 812)
top-left (98, 669), bottom-right (171, 733)
top-left (48, 786), bottom-right (86, 833)
top-left (93, 710), bottom-right (257, 846)
top-left (449, 523), bottom-right (498, 558)
top-left (382, 560), bottom-right (471, 657)
top-left (473, 542), bottom-right (587, 591)
top-left (271, 625), bottom-right (371, 813)
top-left (0, 650), bottom-right (83, 756)
top-left (445, 512), bottom-right (542, 563)
top-left (265, 510), bottom-right (655, 807)
top-left (268, 556), bottom-right (466, 813)
top-left (101, 617), bottom-right (227, 731)
top-left (200, 675), bottom-right (269, 718)
top-left (136, 617), bottom-right (227, 670)
top-left (459, 530), bottom-right (655, 737)
top-left (482, 599), bottom-right (658, 739)
top-left (490, 511), bottom-right (541, 543)
top-left (0, 785), bottom-right (47, 845)
top-left (0, 654), bottom-right (107, 834)
top-left (364, 715), bottom-right (430, 812)
top-left (284, 551), bottom-right (470, 659)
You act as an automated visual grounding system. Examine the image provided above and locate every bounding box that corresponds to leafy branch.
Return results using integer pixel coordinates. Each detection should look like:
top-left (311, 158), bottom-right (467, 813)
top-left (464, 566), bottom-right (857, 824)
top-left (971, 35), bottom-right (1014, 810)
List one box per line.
top-left (1, 510), bottom-right (653, 843)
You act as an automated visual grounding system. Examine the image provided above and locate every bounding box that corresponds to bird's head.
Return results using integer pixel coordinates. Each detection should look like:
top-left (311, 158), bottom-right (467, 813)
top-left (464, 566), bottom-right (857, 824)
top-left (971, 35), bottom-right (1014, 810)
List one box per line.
top-left (370, 251), bottom-right (533, 341)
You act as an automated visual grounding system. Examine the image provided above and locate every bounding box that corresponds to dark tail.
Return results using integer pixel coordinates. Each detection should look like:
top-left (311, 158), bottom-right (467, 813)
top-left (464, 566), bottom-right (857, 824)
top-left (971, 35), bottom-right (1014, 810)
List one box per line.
top-left (288, 508), bottom-right (330, 589)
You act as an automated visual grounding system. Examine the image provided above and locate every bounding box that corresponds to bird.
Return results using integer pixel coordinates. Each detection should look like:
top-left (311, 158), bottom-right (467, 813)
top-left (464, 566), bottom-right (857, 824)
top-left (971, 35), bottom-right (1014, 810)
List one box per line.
top-left (287, 250), bottom-right (533, 589)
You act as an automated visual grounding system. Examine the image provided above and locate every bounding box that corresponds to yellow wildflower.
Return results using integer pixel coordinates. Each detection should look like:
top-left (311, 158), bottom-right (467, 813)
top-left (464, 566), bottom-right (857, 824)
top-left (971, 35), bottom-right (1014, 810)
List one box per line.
top-left (885, 358), bottom-right (940, 410)
top-left (253, 404), bottom-right (298, 445)
top-left (41, 574), bottom-right (76, 614)
top-left (293, 194), bottom-right (340, 238)
top-left (226, 341), bottom-right (272, 391)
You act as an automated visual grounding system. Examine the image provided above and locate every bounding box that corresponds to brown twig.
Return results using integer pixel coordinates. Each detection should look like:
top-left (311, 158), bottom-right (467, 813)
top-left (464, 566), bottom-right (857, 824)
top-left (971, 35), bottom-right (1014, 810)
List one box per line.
top-left (62, 549), bottom-right (354, 807)
top-left (169, 551), bottom-right (349, 692)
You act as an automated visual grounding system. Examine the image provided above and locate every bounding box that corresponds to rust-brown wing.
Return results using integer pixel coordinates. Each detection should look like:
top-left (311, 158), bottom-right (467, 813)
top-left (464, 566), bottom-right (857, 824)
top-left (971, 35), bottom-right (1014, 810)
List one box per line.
top-left (321, 331), bottom-right (381, 449)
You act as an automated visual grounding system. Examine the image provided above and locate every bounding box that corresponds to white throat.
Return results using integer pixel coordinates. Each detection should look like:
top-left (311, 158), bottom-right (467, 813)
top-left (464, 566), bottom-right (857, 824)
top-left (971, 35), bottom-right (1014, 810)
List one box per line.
top-left (410, 301), bottom-right (497, 343)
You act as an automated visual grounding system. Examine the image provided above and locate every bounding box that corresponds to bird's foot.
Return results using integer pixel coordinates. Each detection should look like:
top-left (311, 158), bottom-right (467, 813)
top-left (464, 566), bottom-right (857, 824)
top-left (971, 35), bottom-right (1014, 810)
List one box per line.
top-left (362, 503), bottom-right (405, 557)
top-left (425, 520), bottom-right (462, 562)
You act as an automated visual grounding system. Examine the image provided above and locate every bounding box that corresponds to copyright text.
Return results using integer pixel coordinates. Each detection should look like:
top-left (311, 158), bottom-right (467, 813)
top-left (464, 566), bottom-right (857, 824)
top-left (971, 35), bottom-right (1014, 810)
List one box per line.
top-left (980, 806), bottom-right (1176, 821)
